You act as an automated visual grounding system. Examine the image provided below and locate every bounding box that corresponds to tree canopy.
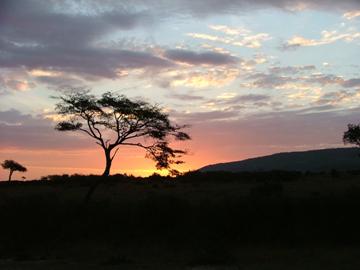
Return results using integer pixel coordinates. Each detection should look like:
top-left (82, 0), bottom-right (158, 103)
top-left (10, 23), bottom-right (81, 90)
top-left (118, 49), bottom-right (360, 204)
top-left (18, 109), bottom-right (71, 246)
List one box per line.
top-left (1, 160), bottom-right (27, 181)
top-left (343, 124), bottom-right (360, 147)
top-left (54, 90), bottom-right (190, 176)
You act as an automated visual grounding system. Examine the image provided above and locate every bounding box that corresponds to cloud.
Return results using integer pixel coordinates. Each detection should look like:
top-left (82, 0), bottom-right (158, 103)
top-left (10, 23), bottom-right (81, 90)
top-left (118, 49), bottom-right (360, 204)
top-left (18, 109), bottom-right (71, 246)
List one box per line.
top-left (304, 74), bottom-right (360, 89)
top-left (244, 73), bottom-right (298, 89)
top-left (282, 30), bottom-right (360, 50)
top-left (188, 25), bottom-right (271, 48)
top-left (2, 0), bottom-right (358, 90)
top-left (195, 92), bottom-right (277, 113)
top-left (0, 1), bottom-right (152, 45)
top-left (206, 93), bottom-right (275, 111)
top-left (157, 68), bottom-right (240, 88)
top-left (227, 94), bottom-right (271, 103)
top-left (164, 49), bottom-right (239, 66)
top-left (315, 90), bottom-right (359, 105)
top-left (2, 0), bottom-right (259, 85)
top-left (167, 93), bottom-right (205, 101)
top-left (343, 10), bottom-right (360, 19)
top-left (0, 0), bottom-right (173, 80)
top-left (0, 72), bottom-right (36, 95)
top-left (342, 78), bottom-right (360, 88)
top-left (209, 25), bottom-right (251, 36)
top-left (242, 65), bottom-right (360, 92)
top-left (305, 74), bottom-right (345, 85)
top-left (269, 65), bottom-right (316, 74)
top-left (173, 110), bottom-right (239, 123)
top-left (0, 109), bottom-right (91, 150)
top-left (0, 40), bottom-right (174, 79)
top-left (5, 80), bottom-right (35, 91)
top-left (129, 0), bottom-right (360, 16)
top-left (0, 77), bottom-right (8, 96)
top-left (212, 93), bottom-right (271, 105)
top-left (34, 75), bottom-right (87, 91)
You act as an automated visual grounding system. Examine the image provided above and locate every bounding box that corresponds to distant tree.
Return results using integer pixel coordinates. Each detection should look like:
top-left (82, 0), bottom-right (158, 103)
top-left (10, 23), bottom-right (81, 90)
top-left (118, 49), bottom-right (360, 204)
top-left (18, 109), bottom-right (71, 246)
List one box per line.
top-left (54, 90), bottom-right (190, 179)
top-left (1, 160), bottom-right (27, 182)
top-left (343, 124), bottom-right (360, 147)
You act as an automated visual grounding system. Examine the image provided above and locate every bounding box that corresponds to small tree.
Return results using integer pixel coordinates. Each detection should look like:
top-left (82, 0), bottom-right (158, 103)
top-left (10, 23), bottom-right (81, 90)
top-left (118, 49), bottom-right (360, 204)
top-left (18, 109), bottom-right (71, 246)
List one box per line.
top-left (54, 90), bottom-right (190, 177)
top-left (343, 124), bottom-right (360, 147)
top-left (1, 160), bottom-right (27, 182)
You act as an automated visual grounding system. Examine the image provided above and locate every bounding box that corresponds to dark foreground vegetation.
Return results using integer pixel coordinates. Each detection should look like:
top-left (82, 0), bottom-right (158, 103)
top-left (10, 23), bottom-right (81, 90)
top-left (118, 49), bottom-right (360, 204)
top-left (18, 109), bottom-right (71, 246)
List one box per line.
top-left (1, 171), bottom-right (360, 269)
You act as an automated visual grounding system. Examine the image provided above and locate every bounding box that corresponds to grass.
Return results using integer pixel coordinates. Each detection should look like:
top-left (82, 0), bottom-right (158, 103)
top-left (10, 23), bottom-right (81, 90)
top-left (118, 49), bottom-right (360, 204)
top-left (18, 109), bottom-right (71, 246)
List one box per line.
top-left (0, 170), bottom-right (360, 269)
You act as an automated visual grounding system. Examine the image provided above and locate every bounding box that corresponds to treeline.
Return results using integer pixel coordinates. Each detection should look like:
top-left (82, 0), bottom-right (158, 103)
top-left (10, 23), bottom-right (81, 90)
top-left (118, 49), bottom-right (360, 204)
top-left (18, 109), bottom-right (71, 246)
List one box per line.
top-left (1, 169), bottom-right (359, 185)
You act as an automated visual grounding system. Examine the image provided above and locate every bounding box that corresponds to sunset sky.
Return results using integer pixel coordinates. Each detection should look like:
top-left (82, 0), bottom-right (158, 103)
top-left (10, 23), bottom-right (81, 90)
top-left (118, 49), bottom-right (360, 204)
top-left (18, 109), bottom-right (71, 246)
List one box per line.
top-left (1, 0), bottom-right (360, 179)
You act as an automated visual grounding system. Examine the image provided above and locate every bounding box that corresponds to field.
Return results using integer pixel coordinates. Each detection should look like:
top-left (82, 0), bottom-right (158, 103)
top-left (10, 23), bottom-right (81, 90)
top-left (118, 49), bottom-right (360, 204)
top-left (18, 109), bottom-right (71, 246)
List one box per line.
top-left (1, 171), bottom-right (360, 269)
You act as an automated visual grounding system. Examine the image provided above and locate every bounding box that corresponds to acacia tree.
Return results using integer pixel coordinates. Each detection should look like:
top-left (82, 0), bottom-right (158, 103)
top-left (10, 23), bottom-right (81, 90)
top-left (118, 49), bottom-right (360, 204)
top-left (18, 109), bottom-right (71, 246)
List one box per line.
top-left (1, 160), bottom-right (27, 182)
top-left (54, 90), bottom-right (190, 177)
top-left (343, 124), bottom-right (360, 147)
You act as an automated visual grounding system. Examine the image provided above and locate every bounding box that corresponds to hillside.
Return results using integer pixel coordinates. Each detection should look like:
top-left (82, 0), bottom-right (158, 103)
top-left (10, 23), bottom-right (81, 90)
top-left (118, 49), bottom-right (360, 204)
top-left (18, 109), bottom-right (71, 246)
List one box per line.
top-left (200, 147), bottom-right (360, 172)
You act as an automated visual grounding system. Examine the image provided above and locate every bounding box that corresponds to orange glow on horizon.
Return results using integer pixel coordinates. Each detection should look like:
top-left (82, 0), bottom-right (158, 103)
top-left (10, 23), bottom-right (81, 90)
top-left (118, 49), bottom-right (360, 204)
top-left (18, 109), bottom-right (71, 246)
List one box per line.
top-left (0, 146), bottom-right (203, 180)
top-left (0, 123), bottom-right (282, 181)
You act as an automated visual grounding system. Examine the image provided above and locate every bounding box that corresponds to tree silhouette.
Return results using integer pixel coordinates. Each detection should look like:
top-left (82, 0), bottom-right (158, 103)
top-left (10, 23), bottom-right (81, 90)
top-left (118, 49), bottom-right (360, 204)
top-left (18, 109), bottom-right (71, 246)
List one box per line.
top-left (54, 90), bottom-right (190, 178)
top-left (1, 160), bottom-right (27, 182)
top-left (343, 124), bottom-right (360, 147)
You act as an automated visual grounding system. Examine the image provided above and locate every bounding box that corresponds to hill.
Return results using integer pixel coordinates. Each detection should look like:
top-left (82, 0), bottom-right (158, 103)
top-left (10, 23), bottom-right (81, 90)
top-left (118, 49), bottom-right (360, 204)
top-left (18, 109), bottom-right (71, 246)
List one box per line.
top-left (200, 147), bottom-right (360, 172)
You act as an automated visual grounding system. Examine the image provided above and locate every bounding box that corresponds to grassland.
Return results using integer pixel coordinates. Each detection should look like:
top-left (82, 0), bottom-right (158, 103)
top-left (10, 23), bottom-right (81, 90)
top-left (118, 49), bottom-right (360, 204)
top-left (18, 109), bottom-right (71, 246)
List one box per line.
top-left (1, 171), bottom-right (360, 269)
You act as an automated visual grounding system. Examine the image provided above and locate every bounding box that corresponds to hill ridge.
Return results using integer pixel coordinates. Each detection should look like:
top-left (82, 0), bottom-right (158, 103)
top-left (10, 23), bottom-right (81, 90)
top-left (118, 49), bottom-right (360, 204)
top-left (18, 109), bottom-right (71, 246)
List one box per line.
top-left (200, 147), bottom-right (360, 172)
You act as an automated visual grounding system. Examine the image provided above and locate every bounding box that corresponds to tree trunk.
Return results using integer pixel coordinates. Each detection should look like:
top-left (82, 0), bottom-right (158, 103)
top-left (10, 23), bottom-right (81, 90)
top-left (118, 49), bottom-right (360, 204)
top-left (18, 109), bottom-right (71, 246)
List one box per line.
top-left (8, 170), bottom-right (13, 182)
top-left (102, 149), bottom-right (112, 177)
top-left (84, 149), bottom-right (112, 203)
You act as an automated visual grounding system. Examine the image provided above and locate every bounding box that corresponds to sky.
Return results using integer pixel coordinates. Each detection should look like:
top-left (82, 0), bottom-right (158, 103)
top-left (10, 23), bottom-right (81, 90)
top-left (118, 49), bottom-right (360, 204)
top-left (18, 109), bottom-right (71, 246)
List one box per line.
top-left (1, 0), bottom-right (360, 180)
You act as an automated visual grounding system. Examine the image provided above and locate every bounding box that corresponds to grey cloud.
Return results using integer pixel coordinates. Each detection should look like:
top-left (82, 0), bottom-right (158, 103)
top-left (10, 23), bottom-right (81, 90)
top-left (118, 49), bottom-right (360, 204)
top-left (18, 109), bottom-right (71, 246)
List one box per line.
top-left (35, 75), bottom-right (87, 91)
top-left (245, 73), bottom-right (296, 89)
top-left (305, 74), bottom-right (344, 85)
top-left (1, 1), bottom-right (150, 46)
top-left (244, 67), bottom-right (360, 91)
top-left (0, 0), bottom-right (171, 79)
top-left (1, 0), bottom-right (249, 82)
top-left (0, 109), bottom-right (48, 126)
top-left (269, 65), bottom-right (316, 74)
top-left (280, 44), bottom-right (301, 51)
top-left (315, 90), bottom-right (358, 105)
top-left (164, 49), bottom-right (239, 66)
top-left (0, 109), bottom-right (92, 150)
top-left (0, 76), bottom-right (8, 96)
top-left (246, 67), bottom-right (316, 89)
top-left (342, 78), bottom-right (360, 88)
top-left (306, 75), bottom-right (360, 88)
top-left (130, 0), bottom-right (360, 17)
top-left (205, 94), bottom-right (274, 111)
top-left (6, 79), bottom-right (35, 90)
top-left (0, 40), bottom-right (174, 79)
top-left (228, 94), bottom-right (271, 103)
top-left (64, 0), bottom-right (360, 15)
top-left (2, 0), bottom-right (359, 87)
top-left (36, 76), bottom-right (82, 86)
top-left (208, 93), bottom-right (272, 107)
top-left (167, 93), bottom-right (205, 101)
top-left (173, 110), bottom-right (239, 123)
top-left (0, 73), bottom-right (35, 95)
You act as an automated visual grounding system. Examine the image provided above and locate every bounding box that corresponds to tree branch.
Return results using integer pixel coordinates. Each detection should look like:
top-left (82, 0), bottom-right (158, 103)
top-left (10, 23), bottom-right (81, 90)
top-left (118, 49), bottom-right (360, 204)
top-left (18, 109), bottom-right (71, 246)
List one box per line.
top-left (79, 128), bottom-right (96, 138)
top-left (86, 117), bottom-right (105, 147)
top-left (121, 142), bottom-right (153, 150)
top-left (111, 147), bottom-right (120, 161)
